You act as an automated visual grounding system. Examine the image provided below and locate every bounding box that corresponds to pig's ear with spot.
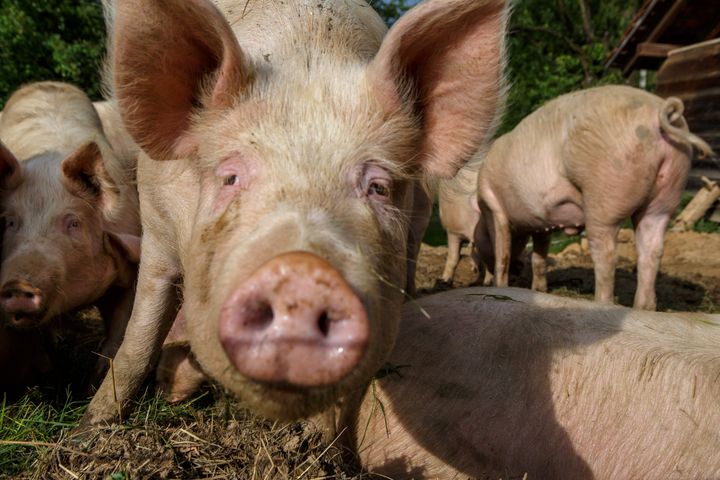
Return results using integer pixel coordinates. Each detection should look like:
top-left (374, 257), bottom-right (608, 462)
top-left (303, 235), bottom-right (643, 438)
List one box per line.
top-left (369, 0), bottom-right (508, 179)
top-left (112, 0), bottom-right (253, 161)
top-left (61, 141), bottom-right (120, 214)
top-left (0, 141), bottom-right (22, 191)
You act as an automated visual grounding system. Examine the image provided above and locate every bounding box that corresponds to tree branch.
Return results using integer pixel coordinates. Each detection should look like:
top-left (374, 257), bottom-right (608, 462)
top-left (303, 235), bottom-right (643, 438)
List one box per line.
top-left (578, 0), bottom-right (595, 43)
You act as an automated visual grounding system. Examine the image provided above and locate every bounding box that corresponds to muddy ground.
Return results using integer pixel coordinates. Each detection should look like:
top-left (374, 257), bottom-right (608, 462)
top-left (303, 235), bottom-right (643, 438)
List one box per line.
top-left (7, 230), bottom-right (720, 479)
top-left (416, 229), bottom-right (720, 312)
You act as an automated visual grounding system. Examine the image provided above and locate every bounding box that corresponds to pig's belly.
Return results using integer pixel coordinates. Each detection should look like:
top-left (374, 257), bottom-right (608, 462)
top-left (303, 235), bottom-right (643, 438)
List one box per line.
top-left (503, 179), bottom-right (585, 234)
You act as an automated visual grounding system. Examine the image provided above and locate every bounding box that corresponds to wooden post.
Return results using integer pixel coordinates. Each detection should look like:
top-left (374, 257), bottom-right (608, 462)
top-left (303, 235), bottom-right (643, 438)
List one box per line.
top-left (671, 176), bottom-right (720, 231)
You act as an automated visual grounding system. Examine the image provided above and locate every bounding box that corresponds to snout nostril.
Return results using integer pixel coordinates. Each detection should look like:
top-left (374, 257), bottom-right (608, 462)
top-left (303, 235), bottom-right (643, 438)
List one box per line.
top-left (243, 302), bottom-right (273, 330)
top-left (318, 312), bottom-right (330, 337)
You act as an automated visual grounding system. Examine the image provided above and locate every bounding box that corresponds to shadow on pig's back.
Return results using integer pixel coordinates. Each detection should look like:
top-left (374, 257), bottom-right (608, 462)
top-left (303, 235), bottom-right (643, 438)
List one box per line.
top-left (364, 290), bottom-right (626, 479)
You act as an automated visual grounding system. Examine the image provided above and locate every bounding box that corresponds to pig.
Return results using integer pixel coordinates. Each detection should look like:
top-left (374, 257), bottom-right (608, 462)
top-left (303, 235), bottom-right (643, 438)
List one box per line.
top-left (475, 85), bottom-right (714, 310)
top-left (0, 82), bottom-right (141, 373)
top-left (83, 0), bottom-right (508, 425)
top-left (438, 164), bottom-right (482, 285)
top-left (348, 287), bottom-right (720, 478)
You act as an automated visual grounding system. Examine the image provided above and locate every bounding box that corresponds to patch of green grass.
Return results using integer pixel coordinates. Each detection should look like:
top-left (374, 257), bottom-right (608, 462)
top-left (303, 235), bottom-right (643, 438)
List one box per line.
top-left (548, 233), bottom-right (582, 254)
top-left (693, 219), bottom-right (720, 234)
top-left (0, 389), bottom-right (85, 475)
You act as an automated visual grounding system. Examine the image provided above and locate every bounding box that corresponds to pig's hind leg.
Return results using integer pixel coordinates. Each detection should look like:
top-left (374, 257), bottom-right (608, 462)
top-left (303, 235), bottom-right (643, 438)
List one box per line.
top-left (631, 209), bottom-right (671, 311)
top-left (530, 233), bottom-right (550, 292)
top-left (440, 232), bottom-right (463, 284)
top-left (585, 222), bottom-right (621, 304)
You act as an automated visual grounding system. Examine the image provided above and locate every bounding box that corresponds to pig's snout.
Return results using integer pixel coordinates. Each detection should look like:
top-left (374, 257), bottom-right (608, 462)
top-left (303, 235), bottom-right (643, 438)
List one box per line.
top-left (1, 280), bottom-right (44, 328)
top-left (219, 251), bottom-right (369, 388)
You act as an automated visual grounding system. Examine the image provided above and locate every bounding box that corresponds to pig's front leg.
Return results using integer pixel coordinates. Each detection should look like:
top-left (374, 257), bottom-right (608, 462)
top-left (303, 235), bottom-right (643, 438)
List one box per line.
top-left (530, 232), bottom-right (550, 292)
top-left (441, 232), bottom-right (463, 284)
top-left (82, 236), bottom-right (180, 425)
top-left (632, 211), bottom-right (670, 311)
top-left (586, 223), bottom-right (620, 304)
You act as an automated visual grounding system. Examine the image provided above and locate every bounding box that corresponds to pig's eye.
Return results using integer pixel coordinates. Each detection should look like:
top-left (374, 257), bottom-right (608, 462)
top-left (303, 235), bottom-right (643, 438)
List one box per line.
top-left (222, 174), bottom-right (239, 187)
top-left (4, 216), bottom-right (18, 231)
top-left (368, 181), bottom-right (390, 198)
top-left (360, 165), bottom-right (393, 204)
top-left (63, 215), bottom-right (82, 234)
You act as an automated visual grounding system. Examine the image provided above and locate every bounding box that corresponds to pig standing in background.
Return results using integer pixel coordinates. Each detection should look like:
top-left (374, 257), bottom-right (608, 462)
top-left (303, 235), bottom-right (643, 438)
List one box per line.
top-left (475, 85), bottom-right (714, 310)
top-left (0, 82), bottom-right (141, 382)
top-left (437, 163), bottom-right (482, 285)
top-left (83, 0), bottom-right (508, 425)
top-left (354, 287), bottom-right (720, 478)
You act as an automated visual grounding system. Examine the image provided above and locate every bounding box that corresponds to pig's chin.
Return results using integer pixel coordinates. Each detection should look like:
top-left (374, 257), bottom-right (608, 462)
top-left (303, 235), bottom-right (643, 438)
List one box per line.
top-left (236, 378), bottom-right (347, 421)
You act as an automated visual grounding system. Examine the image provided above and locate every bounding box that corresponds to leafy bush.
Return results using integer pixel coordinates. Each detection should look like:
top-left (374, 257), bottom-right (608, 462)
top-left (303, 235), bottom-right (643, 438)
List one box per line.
top-left (0, 0), bottom-right (105, 109)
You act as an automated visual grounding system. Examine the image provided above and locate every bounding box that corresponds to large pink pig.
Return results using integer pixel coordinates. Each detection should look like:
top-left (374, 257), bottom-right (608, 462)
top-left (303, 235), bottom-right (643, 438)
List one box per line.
top-left (83, 0), bottom-right (508, 424)
top-left (475, 85), bottom-right (714, 310)
top-left (353, 287), bottom-right (720, 478)
top-left (0, 82), bottom-right (140, 368)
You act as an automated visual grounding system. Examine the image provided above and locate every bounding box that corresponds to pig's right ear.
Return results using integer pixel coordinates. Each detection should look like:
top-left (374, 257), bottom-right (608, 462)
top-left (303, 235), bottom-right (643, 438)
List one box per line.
top-left (368, 0), bottom-right (508, 179)
top-left (113, 0), bottom-right (253, 160)
top-left (0, 141), bottom-right (22, 191)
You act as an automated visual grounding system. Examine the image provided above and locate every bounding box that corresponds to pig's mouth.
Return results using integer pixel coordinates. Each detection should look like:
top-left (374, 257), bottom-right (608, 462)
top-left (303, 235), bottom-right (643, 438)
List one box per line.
top-left (4, 311), bottom-right (44, 330)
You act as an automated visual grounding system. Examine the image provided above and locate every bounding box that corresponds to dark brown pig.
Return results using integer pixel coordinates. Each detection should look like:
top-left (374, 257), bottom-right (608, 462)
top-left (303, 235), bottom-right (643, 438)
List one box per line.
top-left (0, 82), bottom-right (140, 370)
top-left (475, 85), bottom-right (714, 310)
top-left (352, 287), bottom-right (720, 478)
top-left (83, 0), bottom-right (508, 425)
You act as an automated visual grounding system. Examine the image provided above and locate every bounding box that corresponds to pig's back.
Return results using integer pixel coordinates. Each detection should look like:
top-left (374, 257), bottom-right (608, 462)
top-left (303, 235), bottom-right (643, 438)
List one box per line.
top-left (0, 82), bottom-right (102, 162)
top-left (361, 287), bottom-right (720, 479)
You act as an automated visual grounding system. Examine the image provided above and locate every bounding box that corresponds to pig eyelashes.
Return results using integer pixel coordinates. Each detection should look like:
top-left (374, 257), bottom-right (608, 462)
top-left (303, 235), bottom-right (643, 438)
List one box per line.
top-left (360, 165), bottom-right (393, 204)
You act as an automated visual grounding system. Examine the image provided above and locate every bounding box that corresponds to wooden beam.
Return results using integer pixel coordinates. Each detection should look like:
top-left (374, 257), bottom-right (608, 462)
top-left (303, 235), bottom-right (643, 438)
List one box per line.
top-left (636, 42), bottom-right (679, 59)
top-left (623, 0), bottom-right (688, 74)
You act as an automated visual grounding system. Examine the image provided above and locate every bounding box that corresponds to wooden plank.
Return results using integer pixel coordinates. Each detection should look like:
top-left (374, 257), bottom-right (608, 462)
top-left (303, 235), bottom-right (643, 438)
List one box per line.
top-left (636, 42), bottom-right (679, 59)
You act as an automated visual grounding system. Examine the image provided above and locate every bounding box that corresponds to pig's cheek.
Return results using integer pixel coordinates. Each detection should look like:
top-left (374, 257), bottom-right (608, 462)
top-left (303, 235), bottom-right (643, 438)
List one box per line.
top-left (212, 188), bottom-right (238, 214)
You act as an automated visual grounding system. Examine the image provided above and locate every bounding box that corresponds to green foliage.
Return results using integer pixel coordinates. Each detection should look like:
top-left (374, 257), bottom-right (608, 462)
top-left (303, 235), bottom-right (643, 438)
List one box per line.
top-left (501, 0), bottom-right (644, 134)
top-left (0, 0), bottom-right (105, 109)
top-left (368, 0), bottom-right (413, 25)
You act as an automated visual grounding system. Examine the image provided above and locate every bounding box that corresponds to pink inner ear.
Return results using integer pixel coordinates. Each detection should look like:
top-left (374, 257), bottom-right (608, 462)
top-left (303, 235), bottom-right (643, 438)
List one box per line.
top-left (61, 142), bottom-right (103, 197)
top-left (369, 0), bottom-right (507, 179)
top-left (113, 0), bottom-right (253, 161)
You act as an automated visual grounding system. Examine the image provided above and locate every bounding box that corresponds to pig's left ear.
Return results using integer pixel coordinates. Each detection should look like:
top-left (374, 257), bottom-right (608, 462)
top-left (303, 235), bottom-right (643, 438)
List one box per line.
top-left (0, 140), bottom-right (22, 191)
top-left (368, 0), bottom-right (508, 178)
top-left (61, 141), bottom-right (120, 216)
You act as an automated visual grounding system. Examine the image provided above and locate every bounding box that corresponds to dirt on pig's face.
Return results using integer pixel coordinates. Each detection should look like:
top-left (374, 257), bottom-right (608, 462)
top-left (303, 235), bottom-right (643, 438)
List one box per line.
top-left (1, 155), bottom-right (118, 328)
top-left (181, 71), bottom-right (419, 419)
